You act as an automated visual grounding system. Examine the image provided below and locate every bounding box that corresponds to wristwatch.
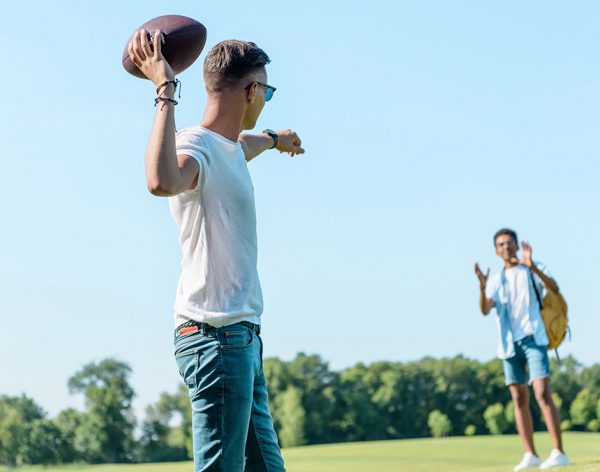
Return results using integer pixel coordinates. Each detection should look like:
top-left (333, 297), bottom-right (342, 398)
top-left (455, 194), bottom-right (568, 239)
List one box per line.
top-left (262, 129), bottom-right (278, 149)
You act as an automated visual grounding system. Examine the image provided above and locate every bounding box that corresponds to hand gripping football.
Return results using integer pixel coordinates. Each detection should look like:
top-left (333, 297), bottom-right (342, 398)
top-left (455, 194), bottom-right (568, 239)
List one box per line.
top-left (122, 15), bottom-right (207, 79)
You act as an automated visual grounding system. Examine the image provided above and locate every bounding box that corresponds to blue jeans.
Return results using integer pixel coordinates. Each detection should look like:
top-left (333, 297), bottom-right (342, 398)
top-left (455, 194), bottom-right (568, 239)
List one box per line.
top-left (502, 335), bottom-right (550, 385)
top-left (174, 322), bottom-right (286, 472)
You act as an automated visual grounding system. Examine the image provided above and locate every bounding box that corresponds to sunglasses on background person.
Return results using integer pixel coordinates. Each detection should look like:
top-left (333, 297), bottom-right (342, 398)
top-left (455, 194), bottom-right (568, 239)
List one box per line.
top-left (245, 81), bottom-right (277, 102)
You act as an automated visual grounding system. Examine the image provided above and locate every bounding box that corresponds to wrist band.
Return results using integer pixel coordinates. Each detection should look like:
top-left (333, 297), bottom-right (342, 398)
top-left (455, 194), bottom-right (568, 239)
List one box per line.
top-left (154, 79), bottom-right (181, 107)
top-left (154, 96), bottom-right (178, 106)
top-left (156, 79), bottom-right (181, 97)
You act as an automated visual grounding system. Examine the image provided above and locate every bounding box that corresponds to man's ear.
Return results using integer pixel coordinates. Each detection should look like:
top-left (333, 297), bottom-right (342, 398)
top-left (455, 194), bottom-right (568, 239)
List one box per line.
top-left (245, 82), bottom-right (258, 103)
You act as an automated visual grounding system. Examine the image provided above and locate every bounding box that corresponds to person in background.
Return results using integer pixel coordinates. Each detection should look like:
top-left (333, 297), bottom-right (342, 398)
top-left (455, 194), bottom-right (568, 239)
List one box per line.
top-left (475, 228), bottom-right (570, 470)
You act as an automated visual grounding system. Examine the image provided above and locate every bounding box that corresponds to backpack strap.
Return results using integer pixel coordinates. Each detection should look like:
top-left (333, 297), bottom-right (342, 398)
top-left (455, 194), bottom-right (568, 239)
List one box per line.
top-left (529, 268), bottom-right (544, 310)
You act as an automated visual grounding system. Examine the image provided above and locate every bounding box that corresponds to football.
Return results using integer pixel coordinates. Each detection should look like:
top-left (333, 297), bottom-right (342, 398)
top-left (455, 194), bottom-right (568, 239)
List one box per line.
top-left (122, 15), bottom-right (207, 79)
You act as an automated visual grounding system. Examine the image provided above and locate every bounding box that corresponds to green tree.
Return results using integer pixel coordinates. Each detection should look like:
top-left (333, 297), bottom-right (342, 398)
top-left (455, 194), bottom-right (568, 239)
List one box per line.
top-left (138, 387), bottom-right (189, 462)
top-left (264, 358), bottom-right (292, 400)
top-left (335, 363), bottom-right (386, 441)
top-left (20, 418), bottom-right (65, 465)
top-left (163, 385), bottom-right (194, 458)
top-left (291, 354), bottom-right (338, 444)
top-left (570, 389), bottom-right (598, 427)
top-left (270, 353), bottom-right (339, 444)
top-left (54, 408), bottom-right (85, 462)
top-left (370, 361), bottom-right (437, 438)
top-left (275, 386), bottom-right (306, 447)
top-left (262, 354), bottom-right (599, 445)
top-left (68, 358), bottom-right (136, 463)
top-left (0, 395), bottom-right (45, 466)
top-left (550, 356), bottom-right (583, 414)
top-left (427, 410), bottom-right (452, 437)
top-left (424, 356), bottom-right (489, 436)
top-left (264, 357), bottom-right (292, 437)
top-left (582, 365), bottom-right (600, 398)
top-left (0, 401), bottom-right (25, 466)
top-left (484, 403), bottom-right (509, 434)
top-left (504, 401), bottom-right (515, 426)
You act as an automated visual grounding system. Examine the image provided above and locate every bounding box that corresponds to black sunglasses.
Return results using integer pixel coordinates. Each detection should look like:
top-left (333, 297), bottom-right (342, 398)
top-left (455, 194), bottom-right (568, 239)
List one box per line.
top-left (245, 81), bottom-right (276, 101)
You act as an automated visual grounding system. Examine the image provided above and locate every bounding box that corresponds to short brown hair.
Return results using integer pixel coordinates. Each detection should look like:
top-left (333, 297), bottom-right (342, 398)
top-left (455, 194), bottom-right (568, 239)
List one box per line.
top-left (203, 40), bottom-right (270, 92)
top-left (493, 228), bottom-right (518, 246)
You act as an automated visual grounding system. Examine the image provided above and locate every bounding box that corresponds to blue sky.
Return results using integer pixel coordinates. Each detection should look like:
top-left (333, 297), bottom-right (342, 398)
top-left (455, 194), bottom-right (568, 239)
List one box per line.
top-left (1, 1), bottom-right (599, 418)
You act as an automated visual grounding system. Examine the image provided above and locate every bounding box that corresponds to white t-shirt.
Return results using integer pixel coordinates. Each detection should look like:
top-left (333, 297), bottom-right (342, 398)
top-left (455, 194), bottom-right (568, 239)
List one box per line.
top-left (501, 266), bottom-right (534, 341)
top-left (168, 126), bottom-right (263, 328)
top-left (485, 263), bottom-right (551, 358)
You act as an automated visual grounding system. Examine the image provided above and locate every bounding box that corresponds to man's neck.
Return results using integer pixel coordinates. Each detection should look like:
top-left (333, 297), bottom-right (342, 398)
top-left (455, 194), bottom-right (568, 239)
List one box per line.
top-left (200, 96), bottom-right (245, 142)
top-left (504, 260), bottom-right (519, 270)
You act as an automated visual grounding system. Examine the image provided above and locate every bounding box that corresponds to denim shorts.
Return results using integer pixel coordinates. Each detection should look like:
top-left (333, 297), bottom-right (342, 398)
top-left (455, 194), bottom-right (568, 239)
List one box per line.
top-left (502, 335), bottom-right (550, 385)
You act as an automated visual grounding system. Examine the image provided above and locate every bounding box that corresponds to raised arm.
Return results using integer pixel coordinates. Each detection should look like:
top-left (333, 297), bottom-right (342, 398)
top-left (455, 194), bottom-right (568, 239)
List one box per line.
top-left (513, 242), bottom-right (560, 294)
top-left (475, 263), bottom-right (495, 315)
top-left (128, 29), bottom-right (199, 196)
top-left (239, 129), bottom-right (305, 162)
top-left (531, 264), bottom-right (560, 294)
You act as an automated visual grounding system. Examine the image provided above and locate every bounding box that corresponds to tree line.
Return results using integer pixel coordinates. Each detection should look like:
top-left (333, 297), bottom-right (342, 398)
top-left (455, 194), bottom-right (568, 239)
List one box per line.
top-left (1, 354), bottom-right (599, 466)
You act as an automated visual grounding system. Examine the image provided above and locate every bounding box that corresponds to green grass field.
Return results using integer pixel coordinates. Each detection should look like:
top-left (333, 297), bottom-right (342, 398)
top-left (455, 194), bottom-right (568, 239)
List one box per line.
top-left (2, 433), bottom-right (599, 472)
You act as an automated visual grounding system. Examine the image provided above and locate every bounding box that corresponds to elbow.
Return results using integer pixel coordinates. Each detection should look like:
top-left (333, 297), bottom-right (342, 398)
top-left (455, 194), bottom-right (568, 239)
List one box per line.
top-left (146, 178), bottom-right (177, 197)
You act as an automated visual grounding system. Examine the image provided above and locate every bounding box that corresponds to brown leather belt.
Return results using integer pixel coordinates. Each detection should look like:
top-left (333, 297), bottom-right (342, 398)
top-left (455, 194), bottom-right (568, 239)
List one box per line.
top-left (176, 320), bottom-right (261, 336)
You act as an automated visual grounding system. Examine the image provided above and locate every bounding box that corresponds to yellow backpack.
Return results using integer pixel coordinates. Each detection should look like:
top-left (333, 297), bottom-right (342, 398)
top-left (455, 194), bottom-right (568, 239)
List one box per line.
top-left (530, 273), bottom-right (569, 350)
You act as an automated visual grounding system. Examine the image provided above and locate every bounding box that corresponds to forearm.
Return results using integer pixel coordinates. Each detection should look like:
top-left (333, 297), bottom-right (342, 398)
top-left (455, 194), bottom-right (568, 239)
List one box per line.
top-left (479, 289), bottom-right (491, 315)
top-left (239, 133), bottom-right (274, 162)
top-left (145, 93), bottom-right (181, 195)
top-left (531, 265), bottom-right (560, 294)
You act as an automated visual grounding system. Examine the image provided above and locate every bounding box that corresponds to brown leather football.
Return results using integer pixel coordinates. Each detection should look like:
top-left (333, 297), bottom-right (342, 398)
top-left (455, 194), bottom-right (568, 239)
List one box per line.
top-left (122, 15), bottom-right (207, 79)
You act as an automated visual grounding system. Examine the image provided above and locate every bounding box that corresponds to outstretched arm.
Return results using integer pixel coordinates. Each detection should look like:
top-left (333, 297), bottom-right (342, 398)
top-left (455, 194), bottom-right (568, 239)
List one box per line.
top-left (240, 129), bottom-right (305, 162)
top-left (475, 263), bottom-right (495, 315)
top-left (128, 29), bottom-right (199, 196)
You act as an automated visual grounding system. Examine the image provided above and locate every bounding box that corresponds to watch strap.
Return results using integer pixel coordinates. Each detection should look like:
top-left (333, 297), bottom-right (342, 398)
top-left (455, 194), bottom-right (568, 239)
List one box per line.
top-left (262, 129), bottom-right (278, 149)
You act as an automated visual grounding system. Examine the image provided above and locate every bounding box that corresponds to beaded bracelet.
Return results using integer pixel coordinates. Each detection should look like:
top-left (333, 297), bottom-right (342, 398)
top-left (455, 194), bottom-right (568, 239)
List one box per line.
top-left (154, 96), bottom-right (178, 106)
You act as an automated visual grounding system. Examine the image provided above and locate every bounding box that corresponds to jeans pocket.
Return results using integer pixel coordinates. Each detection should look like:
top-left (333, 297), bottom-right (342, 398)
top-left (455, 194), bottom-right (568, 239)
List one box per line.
top-left (175, 350), bottom-right (199, 393)
top-left (221, 326), bottom-right (253, 350)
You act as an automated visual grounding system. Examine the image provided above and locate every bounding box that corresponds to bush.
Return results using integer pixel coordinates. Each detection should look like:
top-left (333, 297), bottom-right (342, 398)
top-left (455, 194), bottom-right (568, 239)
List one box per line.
top-left (464, 424), bottom-right (476, 436)
top-left (587, 419), bottom-right (600, 432)
top-left (427, 410), bottom-right (452, 438)
top-left (560, 420), bottom-right (572, 432)
top-left (504, 401), bottom-right (515, 425)
top-left (570, 389), bottom-right (597, 426)
top-left (275, 386), bottom-right (306, 448)
top-left (484, 403), bottom-right (509, 435)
